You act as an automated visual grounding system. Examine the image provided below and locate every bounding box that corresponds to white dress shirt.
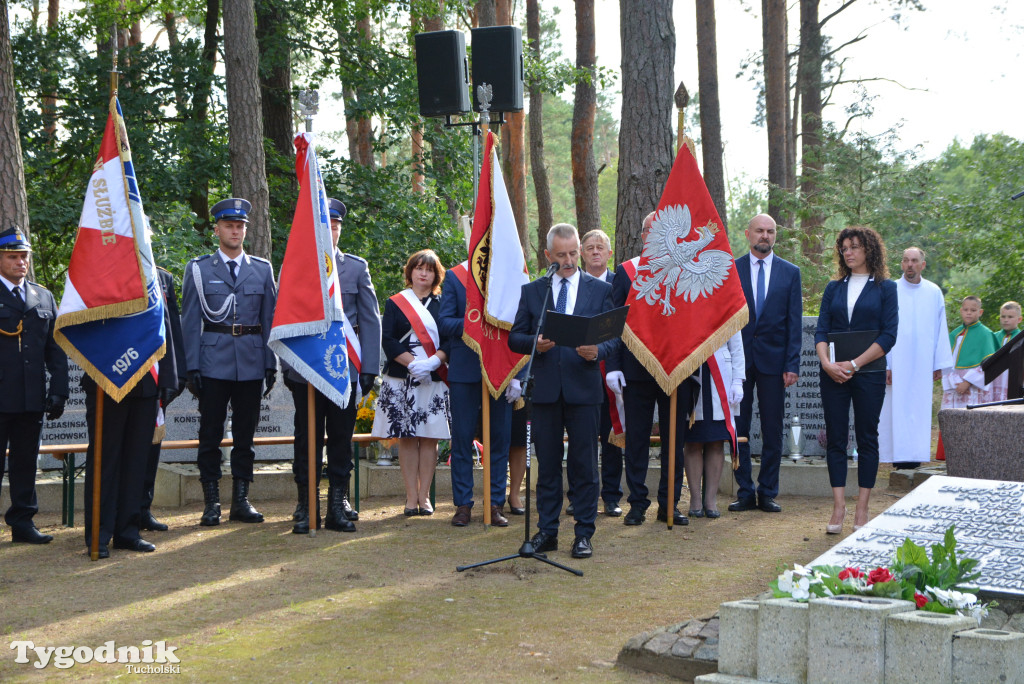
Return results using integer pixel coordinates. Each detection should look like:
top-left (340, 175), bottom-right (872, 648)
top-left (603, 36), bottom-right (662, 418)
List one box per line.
top-left (551, 268), bottom-right (581, 315)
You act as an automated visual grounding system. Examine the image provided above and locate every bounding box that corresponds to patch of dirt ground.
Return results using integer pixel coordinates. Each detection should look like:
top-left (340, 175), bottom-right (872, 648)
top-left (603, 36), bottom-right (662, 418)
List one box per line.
top-left (0, 468), bottom-right (906, 682)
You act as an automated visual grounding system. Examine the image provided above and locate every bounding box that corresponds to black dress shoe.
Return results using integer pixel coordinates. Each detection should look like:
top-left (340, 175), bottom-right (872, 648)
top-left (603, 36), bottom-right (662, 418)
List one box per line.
top-left (529, 531), bottom-right (557, 553)
top-left (140, 509), bottom-right (169, 532)
top-left (655, 508), bottom-right (689, 525)
top-left (93, 545), bottom-right (110, 559)
top-left (508, 504), bottom-right (525, 516)
top-left (705, 509), bottom-right (721, 519)
top-left (728, 498), bottom-right (757, 512)
top-left (570, 536), bottom-right (593, 559)
top-left (112, 537), bottom-right (156, 552)
top-left (624, 506), bottom-right (646, 526)
top-left (758, 497), bottom-right (782, 513)
top-left (604, 502), bottom-right (623, 517)
top-left (403, 507), bottom-right (419, 517)
top-left (11, 525), bottom-right (53, 544)
top-left (565, 502), bottom-right (575, 516)
top-left (688, 508), bottom-right (705, 518)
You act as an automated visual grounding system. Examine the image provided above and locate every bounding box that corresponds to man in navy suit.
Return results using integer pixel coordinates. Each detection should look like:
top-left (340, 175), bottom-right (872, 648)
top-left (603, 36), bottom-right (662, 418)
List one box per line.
top-left (730, 214), bottom-right (802, 513)
top-left (439, 259), bottom-right (522, 528)
top-left (509, 224), bottom-right (616, 559)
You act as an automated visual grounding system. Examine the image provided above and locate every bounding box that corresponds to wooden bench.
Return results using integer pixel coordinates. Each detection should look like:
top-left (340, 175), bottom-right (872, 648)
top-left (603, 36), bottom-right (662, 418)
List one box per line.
top-left (41, 434), bottom-right (384, 527)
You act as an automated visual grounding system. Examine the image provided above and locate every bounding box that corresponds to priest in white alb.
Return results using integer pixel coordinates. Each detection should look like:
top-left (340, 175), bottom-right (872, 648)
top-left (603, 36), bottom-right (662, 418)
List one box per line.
top-left (878, 247), bottom-right (953, 469)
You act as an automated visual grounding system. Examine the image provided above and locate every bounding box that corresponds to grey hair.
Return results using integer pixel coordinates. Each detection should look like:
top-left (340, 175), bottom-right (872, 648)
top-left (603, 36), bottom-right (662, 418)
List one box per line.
top-left (580, 229), bottom-right (611, 249)
top-left (546, 223), bottom-right (579, 251)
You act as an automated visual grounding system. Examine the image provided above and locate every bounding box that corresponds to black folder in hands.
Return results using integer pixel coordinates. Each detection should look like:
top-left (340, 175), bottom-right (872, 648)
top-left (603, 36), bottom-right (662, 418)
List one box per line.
top-left (544, 306), bottom-right (629, 347)
top-left (827, 330), bottom-right (885, 372)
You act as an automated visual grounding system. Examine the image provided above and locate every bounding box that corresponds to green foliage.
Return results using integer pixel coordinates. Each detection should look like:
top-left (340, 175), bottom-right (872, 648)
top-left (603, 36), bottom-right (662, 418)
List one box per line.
top-left (891, 525), bottom-right (982, 595)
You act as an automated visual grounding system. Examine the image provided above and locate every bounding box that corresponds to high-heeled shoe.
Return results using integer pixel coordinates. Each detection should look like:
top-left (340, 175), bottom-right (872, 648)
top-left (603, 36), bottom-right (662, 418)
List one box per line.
top-left (826, 508), bottom-right (847, 535)
top-left (418, 504), bottom-right (434, 516)
top-left (704, 508), bottom-right (721, 519)
top-left (403, 507), bottom-right (418, 517)
top-left (688, 508), bottom-right (705, 518)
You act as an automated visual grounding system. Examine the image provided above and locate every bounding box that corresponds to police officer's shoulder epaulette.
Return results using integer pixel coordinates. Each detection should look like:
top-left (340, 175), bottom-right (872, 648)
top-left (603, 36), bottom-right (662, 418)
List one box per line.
top-left (190, 254), bottom-right (212, 264)
top-left (156, 266), bottom-right (172, 275)
top-left (249, 255), bottom-right (272, 265)
top-left (344, 253), bottom-right (367, 265)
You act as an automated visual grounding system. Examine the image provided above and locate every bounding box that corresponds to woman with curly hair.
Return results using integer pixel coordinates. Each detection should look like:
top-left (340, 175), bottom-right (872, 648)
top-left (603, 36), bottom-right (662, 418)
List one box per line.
top-left (814, 226), bottom-right (898, 534)
top-left (371, 249), bottom-right (451, 516)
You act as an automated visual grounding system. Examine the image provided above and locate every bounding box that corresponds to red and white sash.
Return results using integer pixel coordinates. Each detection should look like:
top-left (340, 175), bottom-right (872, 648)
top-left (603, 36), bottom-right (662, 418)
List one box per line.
top-left (451, 261), bottom-right (469, 288)
top-left (620, 256), bottom-right (640, 283)
top-left (600, 257), bottom-right (639, 448)
top-left (390, 289), bottom-right (448, 382)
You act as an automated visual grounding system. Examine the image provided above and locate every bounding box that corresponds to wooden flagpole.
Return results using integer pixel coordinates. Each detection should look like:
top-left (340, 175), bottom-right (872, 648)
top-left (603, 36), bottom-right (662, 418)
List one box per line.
top-left (90, 386), bottom-right (104, 560)
top-left (307, 384), bottom-right (317, 537)
top-left (482, 385), bottom-right (491, 524)
top-left (667, 388), bottom-right (678, 530)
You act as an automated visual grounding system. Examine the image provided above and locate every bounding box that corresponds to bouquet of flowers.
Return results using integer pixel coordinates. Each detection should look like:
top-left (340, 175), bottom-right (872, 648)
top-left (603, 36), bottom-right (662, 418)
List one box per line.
top-left (771, 525), bottom-right (994, 623)
top-left (355, 390), bottom-right (376, 434)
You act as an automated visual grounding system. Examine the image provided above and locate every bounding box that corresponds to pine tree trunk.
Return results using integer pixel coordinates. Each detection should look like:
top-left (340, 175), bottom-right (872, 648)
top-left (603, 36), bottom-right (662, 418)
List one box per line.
top-left (696, 0), bottom-right (727, 228)
top-left (475, 0), bottom-right (496, 27)
top-left (616, 0), bottom-right (674, 263)
top-left (763, 0), bottom-right (788, 224)
top-left (0, 0), bottom-right (29, 239)
top-left (799, 0), bottom-right (824, 263)
top-left (41, 0), bottom-right (58, 140)
top-left (496, 0), bottom-right (529, 255)
top-left (571, 0), bottom-right (600, 235)
top-left (256, 0), bottom-right (294, 162)
top-left (188, 0), bottom-right (219, 230)
top-left (354, 16), bottom-right (375, 168)
top-left (223, 0), bottom-right (271, 259)
top-left (526, 0), bottom-right (552, 271)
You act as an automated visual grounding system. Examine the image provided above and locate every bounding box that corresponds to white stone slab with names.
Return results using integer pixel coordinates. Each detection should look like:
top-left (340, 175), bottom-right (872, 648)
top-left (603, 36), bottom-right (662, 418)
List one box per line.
top-left (810, 475), bottom-right (1024, 599)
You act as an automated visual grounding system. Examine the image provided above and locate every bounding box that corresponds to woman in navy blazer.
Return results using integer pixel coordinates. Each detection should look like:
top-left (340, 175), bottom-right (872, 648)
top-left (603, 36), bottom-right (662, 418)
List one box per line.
top-left (814, 226), bottom-right (898, 535)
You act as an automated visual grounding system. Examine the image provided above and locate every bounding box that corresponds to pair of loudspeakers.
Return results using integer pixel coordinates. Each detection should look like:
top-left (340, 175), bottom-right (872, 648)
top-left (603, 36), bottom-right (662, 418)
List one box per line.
top-left (414, 26), bottom-right (523, 117)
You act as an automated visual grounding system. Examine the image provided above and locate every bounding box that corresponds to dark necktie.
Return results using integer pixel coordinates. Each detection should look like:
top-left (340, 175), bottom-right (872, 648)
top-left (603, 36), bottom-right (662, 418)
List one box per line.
top-left (555, 278), bottom-right (568, 314)
top-left (755, 259), bottom-right (765, 318)
top-left (12, 285), bottom-right (22, 303)
top-left (228, 261), bottom-right (237, 283)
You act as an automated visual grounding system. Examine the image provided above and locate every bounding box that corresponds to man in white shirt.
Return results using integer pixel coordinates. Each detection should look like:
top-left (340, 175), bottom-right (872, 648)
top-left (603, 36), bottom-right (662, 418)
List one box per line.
top-left (878, 247), bottom-right (953, 469)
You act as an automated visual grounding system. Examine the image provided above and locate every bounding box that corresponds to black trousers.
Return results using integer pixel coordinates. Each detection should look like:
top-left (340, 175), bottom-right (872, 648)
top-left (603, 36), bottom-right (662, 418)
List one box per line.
top-left (287, 379), bottom-right (357, 489)
top-left (196, 378), bottom-right (262, 483)
top-left (734, 369), bottom-right (785, 502)
top-left (820, 370), bottom-right (885, 489)
top-left (533, 399), bottom-right (600, 539)
top-left (621, 379), bottom-right (693, 511)
top-left (599, 390), bottom-right (624, 505)
top-left (142, 442), bottom-right (161, 510)
top-left (0, 411), bottom-right (44, 527)
top-left (83, 387), bottom-right (157, 546)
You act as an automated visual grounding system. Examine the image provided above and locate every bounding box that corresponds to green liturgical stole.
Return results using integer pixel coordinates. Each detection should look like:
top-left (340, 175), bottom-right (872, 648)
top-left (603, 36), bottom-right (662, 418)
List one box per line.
top-left (950, 322), bottom-right (998, 369)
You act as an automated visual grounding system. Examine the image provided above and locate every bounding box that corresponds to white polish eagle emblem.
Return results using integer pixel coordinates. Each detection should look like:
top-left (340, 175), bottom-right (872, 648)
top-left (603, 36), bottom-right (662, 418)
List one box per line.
top-left (632, 204), bottom-right (732, 315)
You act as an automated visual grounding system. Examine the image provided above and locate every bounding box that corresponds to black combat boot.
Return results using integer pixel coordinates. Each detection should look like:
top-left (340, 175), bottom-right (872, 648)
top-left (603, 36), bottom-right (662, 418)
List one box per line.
top-left (200, 481), bottom-right (221, 526)
top-left (338, 477), bottom-right (358, 521)
top-left (324, 486), bottom-right (356, 532)
top-left (292, 483), bottom-right (306, 522)
top-left (292, 484), bottom-right (321, 534)
top-left (229, 479), bottom-right (264, 523)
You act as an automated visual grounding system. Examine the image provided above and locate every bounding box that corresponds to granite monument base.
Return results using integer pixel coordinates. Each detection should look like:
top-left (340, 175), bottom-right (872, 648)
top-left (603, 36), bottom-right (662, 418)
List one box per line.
top-left (939, 405), bottom-right (1024, 482)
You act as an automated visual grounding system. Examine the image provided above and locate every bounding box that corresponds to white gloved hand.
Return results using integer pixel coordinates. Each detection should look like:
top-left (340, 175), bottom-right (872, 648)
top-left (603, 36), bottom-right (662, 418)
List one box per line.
top-left (506, 379), bottom-right (522, 403)
top-left (605, 370), bottom-right (626, 395)
top-left (422, 354), bottom-right (443, 372)
top-left (727, 380), bottom-right (744, 406)
top-left (407, 359), bottom-right (431, 383)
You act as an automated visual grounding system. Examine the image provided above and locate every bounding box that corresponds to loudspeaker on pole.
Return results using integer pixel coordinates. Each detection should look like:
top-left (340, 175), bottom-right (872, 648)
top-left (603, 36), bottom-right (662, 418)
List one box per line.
top-left (414, 30), bottom-right (471, 117)
top-left (471, 26), bottom-right (524, 113)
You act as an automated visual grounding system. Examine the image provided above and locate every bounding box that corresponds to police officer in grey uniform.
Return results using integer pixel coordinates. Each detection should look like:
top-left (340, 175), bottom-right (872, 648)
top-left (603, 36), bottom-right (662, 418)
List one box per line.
top-left (0, 227), bottom-right (68, 544)
top-left (285, 198), bottom-right (381, 534)
top-left (181, 199), bottom-right (277, 526)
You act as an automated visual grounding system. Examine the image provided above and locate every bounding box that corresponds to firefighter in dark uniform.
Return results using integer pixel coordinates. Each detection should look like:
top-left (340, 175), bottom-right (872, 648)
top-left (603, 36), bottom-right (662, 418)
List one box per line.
top-left (181, 198), bottom-right (277, 526)
top-left (138, 267), bottom-right (188, 532)
top-left (285, 198), bottom-right (381, 534)
top-left (0, 227), bottom-right (68, 544)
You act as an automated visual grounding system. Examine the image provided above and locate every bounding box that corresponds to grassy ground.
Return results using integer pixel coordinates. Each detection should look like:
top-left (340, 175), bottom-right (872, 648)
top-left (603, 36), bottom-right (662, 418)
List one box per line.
top-left (1, 479), bottom-right (911, 682)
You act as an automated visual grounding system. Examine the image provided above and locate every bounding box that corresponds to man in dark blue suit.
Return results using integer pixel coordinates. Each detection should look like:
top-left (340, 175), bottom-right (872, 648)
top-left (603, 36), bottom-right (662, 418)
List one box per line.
top-left (509, 224), bottom-right (616, 559)
top-left (439, 260), bottom-right (522, 528)
top-left (730, 214), bottom-right (802, 513)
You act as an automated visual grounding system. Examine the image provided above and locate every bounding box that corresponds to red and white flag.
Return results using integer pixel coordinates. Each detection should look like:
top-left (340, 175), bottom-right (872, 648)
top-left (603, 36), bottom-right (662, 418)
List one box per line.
top-left (622, 144), bottom-right (748, 395)
top-left (464, 130), bottom-right (529, 396)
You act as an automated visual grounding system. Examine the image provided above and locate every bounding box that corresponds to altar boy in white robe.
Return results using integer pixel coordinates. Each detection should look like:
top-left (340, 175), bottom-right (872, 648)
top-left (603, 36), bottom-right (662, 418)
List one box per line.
top-left (879, 248), bottom-right (953, 469)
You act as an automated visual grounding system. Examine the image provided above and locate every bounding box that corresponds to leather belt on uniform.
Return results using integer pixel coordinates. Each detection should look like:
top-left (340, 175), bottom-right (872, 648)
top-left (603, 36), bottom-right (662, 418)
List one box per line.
top-left (203, 322), bottom-right (263, 336)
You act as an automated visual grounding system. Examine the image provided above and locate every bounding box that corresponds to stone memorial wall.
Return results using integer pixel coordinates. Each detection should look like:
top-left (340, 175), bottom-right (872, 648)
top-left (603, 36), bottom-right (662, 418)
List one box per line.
top-left (811, 475), bottom-right (1024, 599)
top-left (40, 362), bottom-right (295, 468)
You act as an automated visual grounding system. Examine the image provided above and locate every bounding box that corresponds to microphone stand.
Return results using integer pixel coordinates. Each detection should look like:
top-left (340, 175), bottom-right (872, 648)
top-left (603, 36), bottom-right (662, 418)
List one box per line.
top-left (457, 266), bottom-right (583, 576)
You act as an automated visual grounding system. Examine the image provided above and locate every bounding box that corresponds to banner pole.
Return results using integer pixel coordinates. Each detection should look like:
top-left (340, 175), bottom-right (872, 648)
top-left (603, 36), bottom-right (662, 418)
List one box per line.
top-left (90, 387), bottom-right (104, 560)
top-left (308, 384), bottom-right (317, 537)
top-left (667, 388), bottom-right (678, 530)
top-left (482, 384), bottom-right (491, 524)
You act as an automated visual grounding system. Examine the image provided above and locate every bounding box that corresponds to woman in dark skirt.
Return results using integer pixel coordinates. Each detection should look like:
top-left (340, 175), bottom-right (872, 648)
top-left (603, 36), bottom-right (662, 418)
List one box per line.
top-left (371, 250), bottom-right (451, 516)
top-left (683, 332), bottom-right (745, 518)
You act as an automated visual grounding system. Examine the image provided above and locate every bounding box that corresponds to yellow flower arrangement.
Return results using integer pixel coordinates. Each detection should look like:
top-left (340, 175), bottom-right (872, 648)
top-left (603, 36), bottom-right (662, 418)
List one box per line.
top-left (355, 390), bottom-right (376, 434)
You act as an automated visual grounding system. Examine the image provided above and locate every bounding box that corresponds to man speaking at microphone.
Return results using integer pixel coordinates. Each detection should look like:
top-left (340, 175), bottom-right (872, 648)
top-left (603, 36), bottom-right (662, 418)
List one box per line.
top-left (509, 224), bottom-right (616, 559)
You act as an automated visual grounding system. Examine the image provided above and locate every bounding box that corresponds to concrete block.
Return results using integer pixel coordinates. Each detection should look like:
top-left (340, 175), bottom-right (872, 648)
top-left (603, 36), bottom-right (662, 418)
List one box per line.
top-left (719, 600), bottom-right (760, 677)
top-left (807, 595), bottom-right (915, 684)
top-left (884, 610), bottom-right (976, 684)
top-left (952, 628), bottom-right (1024, 684)
top-left (757, 598), bottom-right (808, 684)
top-left (695, 674), bottom-right (761, 684)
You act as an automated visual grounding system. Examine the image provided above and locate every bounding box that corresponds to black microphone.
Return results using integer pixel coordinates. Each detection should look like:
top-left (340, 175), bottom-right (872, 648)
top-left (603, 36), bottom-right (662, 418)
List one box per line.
top-left (545, 262), bottom-right (561, 279)
top-left (1012, 189), bottom-right (1024, 201)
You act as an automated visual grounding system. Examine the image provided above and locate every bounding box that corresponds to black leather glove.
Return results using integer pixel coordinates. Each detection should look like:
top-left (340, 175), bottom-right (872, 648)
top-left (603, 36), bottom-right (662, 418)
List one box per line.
top-left (186, 370), bottom-right (203, 399)
top-left (44, 395), bottom-right (65, 420)
top-left (263, 369), bottom-right (276, 398)
top-left (160, 387), bottom-right (176, 409)
top-left (359, 373), bottom-right (375, 396)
